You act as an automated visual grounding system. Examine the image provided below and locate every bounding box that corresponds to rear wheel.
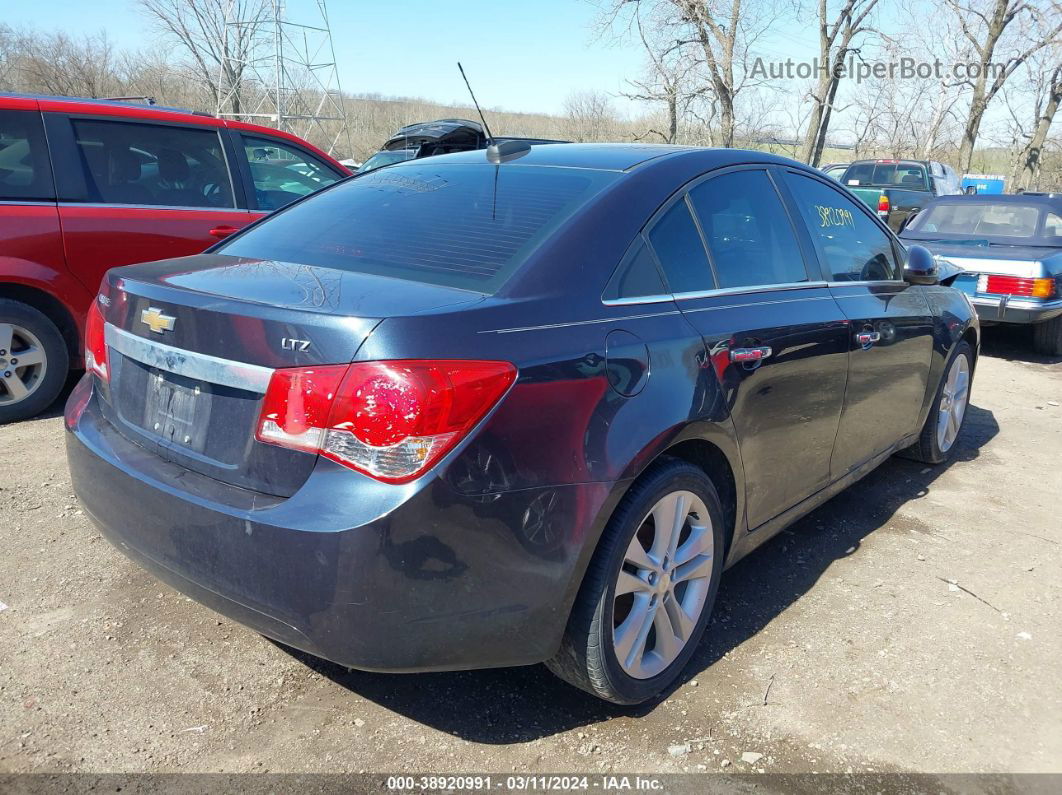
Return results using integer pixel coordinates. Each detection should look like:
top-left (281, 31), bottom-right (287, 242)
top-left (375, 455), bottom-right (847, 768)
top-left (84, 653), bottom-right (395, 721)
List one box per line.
top-left (907, 341), bottom-right (973, 464)
top-left (0, 300), bottom-right (69, 424)
top-left (1032, 315), bottom-right (1062, 356)
top-left (546, 459), bottom-right (724, 704)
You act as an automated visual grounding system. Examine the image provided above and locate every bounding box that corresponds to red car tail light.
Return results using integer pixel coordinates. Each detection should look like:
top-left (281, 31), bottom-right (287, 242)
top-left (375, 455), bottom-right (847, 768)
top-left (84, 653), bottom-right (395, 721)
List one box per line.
top-left (256, 360), bottom-right (517, 483)
top-left (877, 194), bottom-right (890, 214)
top-left (84, 299), bottom-right (110, 382)
top-left (977, 274), bottom-right (1056, 299)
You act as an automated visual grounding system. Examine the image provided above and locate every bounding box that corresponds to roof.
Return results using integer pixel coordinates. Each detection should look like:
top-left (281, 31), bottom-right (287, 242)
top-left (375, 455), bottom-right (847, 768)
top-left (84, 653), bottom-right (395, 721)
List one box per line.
top-left (404, 143), bottom-right (802, 173)
top-left (0, 92), bottom-right (349, 174)
top-left (929, 193), bottom-right (1062, 207)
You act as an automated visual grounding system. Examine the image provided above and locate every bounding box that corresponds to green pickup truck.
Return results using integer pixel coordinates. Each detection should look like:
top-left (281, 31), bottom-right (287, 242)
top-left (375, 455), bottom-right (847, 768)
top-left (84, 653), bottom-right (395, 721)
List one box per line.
top-left (839, 159), bottom-right (963, 232)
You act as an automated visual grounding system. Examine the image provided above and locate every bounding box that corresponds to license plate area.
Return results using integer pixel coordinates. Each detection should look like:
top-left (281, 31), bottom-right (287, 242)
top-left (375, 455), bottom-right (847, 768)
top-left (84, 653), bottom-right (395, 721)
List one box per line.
top-left (142, 368), bottom-right (213, 453)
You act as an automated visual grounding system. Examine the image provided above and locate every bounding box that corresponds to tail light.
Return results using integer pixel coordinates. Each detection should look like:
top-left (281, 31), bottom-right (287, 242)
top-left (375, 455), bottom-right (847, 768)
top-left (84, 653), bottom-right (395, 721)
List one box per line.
top-left (977, 274), bottom-right (1056, 299)
top-left (877, 194), bottom-right (890, 214)
top-left (84, 299), bottom-right (109, 382)
top-left (256, 359), bottom-right (517, 483)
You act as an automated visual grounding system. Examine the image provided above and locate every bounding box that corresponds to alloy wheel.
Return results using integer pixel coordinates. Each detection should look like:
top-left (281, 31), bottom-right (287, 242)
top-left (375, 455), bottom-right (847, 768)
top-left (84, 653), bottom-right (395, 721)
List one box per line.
top-left (612, 490), bottom-right (715, 679)
top-left (0, 323), bottom-right (48, 408)
top-left (936, 353), bottom-right (970, 453)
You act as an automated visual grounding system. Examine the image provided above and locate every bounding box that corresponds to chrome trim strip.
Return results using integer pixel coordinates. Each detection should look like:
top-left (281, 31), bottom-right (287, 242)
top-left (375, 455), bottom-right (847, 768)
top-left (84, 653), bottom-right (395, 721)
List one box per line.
top-left (0, 199), bottom-right (56, 206)
top-left (105, 324), bottom-right (273, 393)
top-left (482, 309), bottom-right (682, 334)
top-left (673, 281), bottom-right (828, 300)
top-left (602, 281), bottom-right (829, 307)
top-left (602, 294), bottom-right (673, 307)
top-left (826, 280), bottom-right (906, 288)
top-left (942, 257), bottom-right (1045, 278)
top-left (969, 296), bottom-right (1062, 310)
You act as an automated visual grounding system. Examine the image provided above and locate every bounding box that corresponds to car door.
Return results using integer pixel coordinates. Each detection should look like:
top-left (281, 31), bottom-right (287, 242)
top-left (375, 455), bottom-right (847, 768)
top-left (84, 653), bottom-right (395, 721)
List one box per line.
top-left (232, 132), bottom-right (346, 213)
top-left (781, 169), bottom-right (934, 479)
top-left (647, 167), bottom-right (851, 530)
top-left (0, 106), bottom-right (66, 292)
top-left (46, 113), bottom-right (256, 295)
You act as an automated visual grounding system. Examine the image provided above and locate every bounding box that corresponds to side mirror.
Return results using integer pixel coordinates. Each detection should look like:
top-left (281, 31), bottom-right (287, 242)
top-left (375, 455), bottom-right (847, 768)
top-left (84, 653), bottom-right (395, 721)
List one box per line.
top-left (904, 245), bottom-right (939, 285)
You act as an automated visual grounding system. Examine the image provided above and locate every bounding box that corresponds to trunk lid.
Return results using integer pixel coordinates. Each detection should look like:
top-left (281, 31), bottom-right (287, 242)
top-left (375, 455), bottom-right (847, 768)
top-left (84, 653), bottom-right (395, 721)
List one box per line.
top-left (97, 254), bottom-right (485, 497)
top-left (913, 241), bottom-right (1054, 278)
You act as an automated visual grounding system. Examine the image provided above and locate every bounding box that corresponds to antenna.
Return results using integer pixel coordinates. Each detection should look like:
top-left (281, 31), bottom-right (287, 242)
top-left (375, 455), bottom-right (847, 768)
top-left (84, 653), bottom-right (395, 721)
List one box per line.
top-left (457, 62), bottom-right (494, 144)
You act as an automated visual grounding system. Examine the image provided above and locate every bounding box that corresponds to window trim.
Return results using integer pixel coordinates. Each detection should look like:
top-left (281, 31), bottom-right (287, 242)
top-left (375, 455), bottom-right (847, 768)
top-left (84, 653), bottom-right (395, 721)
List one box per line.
top-left (601, 233), bottom-right (672, 305)
top-left (47, 112), bottom-right (240, 210)
top-left (600, 163), bottom-right (825, 305)
top-left (780, 167), bottom-right (906, 284)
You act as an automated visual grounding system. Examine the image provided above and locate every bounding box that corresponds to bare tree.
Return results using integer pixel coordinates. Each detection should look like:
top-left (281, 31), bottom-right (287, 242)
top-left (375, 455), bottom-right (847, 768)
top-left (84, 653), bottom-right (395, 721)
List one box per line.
top-left (137, 0), bottom-right (270, 114)
top-left (799, 0), bottom-right (881, 166)
top-left (1012, 56), bottom-right (1062, 189)
top-left (603, 2), bottom-right (703, 143)
top-left (562, 90), bottom-right (620, 141)
top-left (947, 0), bottom-right (1062, 172)
top-left (603, 0), bottom-right (781, 147)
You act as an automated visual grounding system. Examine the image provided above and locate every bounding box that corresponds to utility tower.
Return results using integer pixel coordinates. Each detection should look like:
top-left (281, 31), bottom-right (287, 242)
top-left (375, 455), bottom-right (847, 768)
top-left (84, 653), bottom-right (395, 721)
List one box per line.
top-left (216, 0), bottom-right (350, 156)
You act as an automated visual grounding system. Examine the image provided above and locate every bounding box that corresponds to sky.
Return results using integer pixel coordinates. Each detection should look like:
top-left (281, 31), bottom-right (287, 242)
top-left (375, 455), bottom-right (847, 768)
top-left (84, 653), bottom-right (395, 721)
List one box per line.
top-left (4, 0), bottom-right (1018, 144)
top-left (3, 0), bottom-right (820, 117)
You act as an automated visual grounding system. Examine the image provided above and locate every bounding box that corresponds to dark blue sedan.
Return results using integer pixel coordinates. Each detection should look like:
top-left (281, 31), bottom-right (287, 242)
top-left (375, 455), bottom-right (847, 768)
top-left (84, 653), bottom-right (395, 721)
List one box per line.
top-left (65, 144), bottom-right (977, 704)
top-left (900, 193), bottom-right (1062, 355)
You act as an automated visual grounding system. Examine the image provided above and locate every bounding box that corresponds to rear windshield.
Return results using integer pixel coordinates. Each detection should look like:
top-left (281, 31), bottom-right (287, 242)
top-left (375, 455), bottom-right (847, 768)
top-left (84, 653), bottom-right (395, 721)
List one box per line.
top-left (843, 162), bottom-right (928, 190)
top-left (219, 163), bottom-right (617, 293)
top-left (905, 202), bottom-right (1048, 241)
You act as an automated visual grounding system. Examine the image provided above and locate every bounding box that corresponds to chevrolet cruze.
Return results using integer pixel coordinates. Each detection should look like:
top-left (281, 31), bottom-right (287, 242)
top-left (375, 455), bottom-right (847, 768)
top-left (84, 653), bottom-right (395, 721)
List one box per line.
top-left (66, 144), bottom-right (977, 704)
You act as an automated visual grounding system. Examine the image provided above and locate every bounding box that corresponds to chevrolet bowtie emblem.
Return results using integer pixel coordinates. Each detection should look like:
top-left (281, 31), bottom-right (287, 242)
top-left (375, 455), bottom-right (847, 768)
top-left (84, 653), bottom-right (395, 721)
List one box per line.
top-left (140, 307), bottom-right (176, 334)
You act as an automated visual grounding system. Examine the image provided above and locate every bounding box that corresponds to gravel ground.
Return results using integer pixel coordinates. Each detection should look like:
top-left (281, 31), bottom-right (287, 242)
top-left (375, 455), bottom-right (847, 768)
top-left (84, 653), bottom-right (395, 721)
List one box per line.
top-left (0, 326), bottom-right (1059, 776)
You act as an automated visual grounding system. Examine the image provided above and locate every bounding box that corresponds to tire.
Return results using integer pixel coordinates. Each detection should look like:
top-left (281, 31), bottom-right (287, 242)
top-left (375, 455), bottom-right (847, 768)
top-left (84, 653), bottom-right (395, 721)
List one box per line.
top-left (1032, 315), bottom-right (1062, 356)
top-left (906, 341), bottom-right (973, 464)
top-left (546, 458), bottom-right (725, 704)
top-left (0, 299), bottom-right (70, 424)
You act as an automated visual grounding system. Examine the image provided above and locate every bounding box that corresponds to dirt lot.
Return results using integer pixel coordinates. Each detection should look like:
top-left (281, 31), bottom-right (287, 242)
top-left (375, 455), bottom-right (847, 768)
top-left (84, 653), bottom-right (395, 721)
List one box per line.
top-left (0, 326), bottom-right (1059, 777)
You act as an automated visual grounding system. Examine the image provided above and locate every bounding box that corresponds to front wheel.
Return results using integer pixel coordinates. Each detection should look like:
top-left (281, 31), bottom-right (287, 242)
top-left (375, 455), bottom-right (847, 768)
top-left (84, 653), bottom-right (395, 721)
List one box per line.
top-left (546, 459), bottom-right (725, 704)
top-left (907, 341), bottom-right (973, 464)
top-left (1032, 315), bottom-right (1062, 356)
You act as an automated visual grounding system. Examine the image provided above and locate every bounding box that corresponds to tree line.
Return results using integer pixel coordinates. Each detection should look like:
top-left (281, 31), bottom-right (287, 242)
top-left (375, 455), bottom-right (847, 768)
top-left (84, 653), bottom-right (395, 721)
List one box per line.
top-left (1, 0), bottom-right (1059, 189)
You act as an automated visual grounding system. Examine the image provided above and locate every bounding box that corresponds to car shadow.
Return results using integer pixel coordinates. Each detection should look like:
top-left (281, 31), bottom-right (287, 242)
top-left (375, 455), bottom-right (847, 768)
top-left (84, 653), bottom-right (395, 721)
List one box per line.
top-left (279, 403), bottom-right (999, 744)
top-left (979, 324), bottom-right (1062, 365)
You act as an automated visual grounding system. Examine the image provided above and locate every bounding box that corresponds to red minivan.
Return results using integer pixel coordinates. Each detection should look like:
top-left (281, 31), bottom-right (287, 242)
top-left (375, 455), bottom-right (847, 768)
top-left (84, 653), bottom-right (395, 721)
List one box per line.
top-left (0, 94), bottom-right (351, 422)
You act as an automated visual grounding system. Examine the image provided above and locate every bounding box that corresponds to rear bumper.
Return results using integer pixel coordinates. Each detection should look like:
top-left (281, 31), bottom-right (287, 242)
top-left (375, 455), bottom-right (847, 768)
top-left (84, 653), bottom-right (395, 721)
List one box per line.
top-left (970, 296), bottom-right (1062, 325)
top-left (66, 378), bottom-right (613, 672)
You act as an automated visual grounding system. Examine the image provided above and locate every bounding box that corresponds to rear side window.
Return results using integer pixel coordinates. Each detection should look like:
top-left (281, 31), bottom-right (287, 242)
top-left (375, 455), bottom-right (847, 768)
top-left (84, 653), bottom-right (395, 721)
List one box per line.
top-left (689, 171), bottom-right (808, 288)
top-left (242, 135), bottom-right (343, 210)
top-left (1046, 212), bottom-right (1062, 239)
top-left (843, 162), bottom-right (928, 190)
top-left (911, 202), bottom-right (1040, 237)
top-left (218, 163), bottom-right (616, 293)
top-left (786, 173), bottom-right (899, 281)
top-left (71, 119), bottom-right (235, 209)
top-left (603, 238), bottom-right (667, 301)
top-left (0, 110), bottom-right (53, 201)
top-left (647, 199), bottom-right (712, 294)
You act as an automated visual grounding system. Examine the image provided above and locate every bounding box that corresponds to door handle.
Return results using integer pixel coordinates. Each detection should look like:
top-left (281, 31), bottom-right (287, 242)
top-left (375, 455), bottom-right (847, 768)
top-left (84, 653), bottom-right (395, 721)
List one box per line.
top-left (730, 346), bottom-right (772, 363)
top-left (855, 331), bottom-right (882, 346)
top-left (209, 225), bottom-right (238, 239)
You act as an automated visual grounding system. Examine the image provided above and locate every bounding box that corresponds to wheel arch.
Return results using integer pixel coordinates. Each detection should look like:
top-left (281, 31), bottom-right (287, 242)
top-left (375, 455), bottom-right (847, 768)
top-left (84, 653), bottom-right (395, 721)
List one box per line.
top-left (0, 282), bottom-right (81, 366)
top-left (653, 438), bottom-right (740, 562)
